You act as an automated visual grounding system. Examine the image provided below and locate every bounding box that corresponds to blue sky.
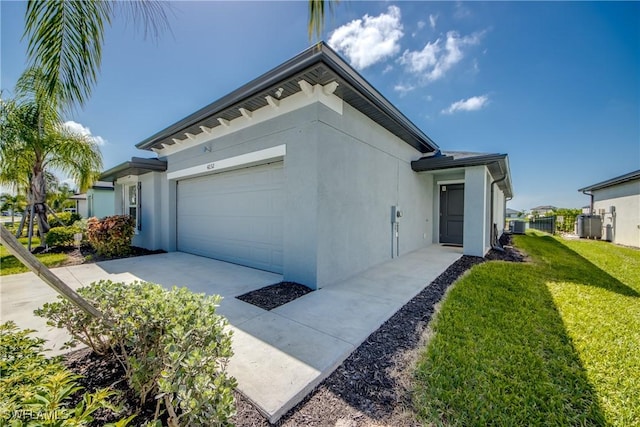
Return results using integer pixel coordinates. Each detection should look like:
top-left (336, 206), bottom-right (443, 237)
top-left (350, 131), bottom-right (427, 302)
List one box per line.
top-left (1, 1), bottom-right (638, 210)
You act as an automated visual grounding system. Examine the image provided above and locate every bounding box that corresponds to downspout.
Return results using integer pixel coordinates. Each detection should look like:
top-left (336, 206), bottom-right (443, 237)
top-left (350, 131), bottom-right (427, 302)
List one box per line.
top-left (581, 189), bottom-right (594, 214)
top-left (490, 164), bottom-right (508, 252)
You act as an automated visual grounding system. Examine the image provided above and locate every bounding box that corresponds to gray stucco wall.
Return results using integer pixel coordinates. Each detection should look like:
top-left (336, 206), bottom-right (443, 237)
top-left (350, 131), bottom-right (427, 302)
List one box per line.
top-left (148, 100), bottom-right (433, 288)
top-left (313, 103), bottom-right (432, 286)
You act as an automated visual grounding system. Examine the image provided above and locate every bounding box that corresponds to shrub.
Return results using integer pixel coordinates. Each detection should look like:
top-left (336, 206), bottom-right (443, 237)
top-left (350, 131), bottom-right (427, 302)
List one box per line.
top-left (45, 226), bottom-right (83, 247)
top-left (86, 215), bottom-right (135, 257)
top-left (35, 280), bottom-right (237, 426)
top-left (0, 321), bottom-right (131, 426)
top-left (48, 211), bottom-right (81, 227)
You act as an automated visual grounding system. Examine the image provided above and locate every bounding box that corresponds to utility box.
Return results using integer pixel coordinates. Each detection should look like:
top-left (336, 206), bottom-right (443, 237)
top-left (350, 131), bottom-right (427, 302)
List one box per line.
top-left (605, 224), bottom-right (613, 242)
top-left (577, 215), bottom-right (602, 239)
top-left (512, 221), bottom-right (528, 234)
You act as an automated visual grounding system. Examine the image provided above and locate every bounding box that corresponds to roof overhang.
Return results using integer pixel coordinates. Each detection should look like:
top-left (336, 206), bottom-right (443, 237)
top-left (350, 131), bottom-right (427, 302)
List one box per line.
top-left (578, 169), bottom-right (640, 192)
top-left (136, 42), bottom-right (439, 154)
top-left (412, 152), bottom-right (513, 198)
top-left (99, 157), bottom-right (167, 182)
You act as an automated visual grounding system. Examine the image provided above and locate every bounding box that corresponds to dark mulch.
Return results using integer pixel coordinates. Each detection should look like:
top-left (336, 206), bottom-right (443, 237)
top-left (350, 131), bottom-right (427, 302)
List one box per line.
top-left (63, 239), bottom-right (525, 426)
top-left (485, 233), bottom-right (527, 262)
top-left (236, 282), bottom-right (313, 310)
top-left (45, 245), bottom-right (166, 267)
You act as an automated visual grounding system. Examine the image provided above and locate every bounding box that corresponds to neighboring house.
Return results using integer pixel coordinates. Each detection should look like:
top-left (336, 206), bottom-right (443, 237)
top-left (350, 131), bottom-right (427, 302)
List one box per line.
top-left (506, 208), bottom-right (521, 219)
top-left (530, 205), bottom-right (557, 217)
top-left (100, 43), bottom-right (513, 289)
top-left (578, 170), bottom-right (640, 248)
top-left (69, 181), bottom-right (115, 219)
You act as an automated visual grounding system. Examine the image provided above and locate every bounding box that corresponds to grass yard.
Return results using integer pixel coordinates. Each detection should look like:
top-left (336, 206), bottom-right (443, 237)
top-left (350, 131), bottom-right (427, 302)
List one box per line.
top-left (414, 231), bottom-right (639, 426)
top-left (0, 236), bottom-right (68, 275)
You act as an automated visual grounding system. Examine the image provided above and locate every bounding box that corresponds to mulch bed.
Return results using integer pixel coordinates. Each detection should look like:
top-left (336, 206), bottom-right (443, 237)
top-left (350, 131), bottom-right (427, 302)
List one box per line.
top-left (236, 282), bottom-right (313, 310)
top-left (45, 245), bottom-right (166, 267)
top-left (62, 240), bottom-right (524, 426)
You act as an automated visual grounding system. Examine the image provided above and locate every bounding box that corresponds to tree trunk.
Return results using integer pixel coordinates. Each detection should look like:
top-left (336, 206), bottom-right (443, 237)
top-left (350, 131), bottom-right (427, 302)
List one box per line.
top-left (31, 164), bottom-right (50, 244)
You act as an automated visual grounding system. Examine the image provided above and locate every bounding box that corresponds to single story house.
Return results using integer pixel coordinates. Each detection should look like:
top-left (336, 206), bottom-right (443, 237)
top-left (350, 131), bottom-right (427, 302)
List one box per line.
top-left (578, 170), bottom-right (640, 248)
top-left (529, 205), bottom-right (556, 217)
top-left (69, 181), bottom-right (115, 219)
top-left (100, 43), bottom-right (513, 289)
top-left (506, 208), bottom-right (522, 219)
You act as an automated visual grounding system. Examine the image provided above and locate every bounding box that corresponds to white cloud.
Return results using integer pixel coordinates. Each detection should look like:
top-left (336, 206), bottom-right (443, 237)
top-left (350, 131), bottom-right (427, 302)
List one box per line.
top-left (442, 94), bottom-right (489, 114)
top-left (399, 30), bottom-right (482, 82)
top-left (393, 83), bottom-right (416, 95)
top-left (63, 121), bottom-right (106, 146)
top-left (328, 5), bottom-right (404, 69)
top-left (382, 64), bottom-right (394, 74)
top-left (429, 14), bottom-right (438, 30)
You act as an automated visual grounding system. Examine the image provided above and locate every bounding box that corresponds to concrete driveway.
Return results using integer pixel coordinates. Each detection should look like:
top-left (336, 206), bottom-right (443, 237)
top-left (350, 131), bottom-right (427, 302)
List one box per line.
top-left (0, 246), bottom-right (462, 423)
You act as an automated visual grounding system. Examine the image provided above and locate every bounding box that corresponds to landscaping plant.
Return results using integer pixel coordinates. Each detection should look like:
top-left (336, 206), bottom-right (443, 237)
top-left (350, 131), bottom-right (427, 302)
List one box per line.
top-left (48, 211), bottom-right (81, 227)
top-left (0, 321), bottom-right (131, 426)
top-left (86, 215), bottom-right (134, 257)
top-left (35, 280), bottom-right (237, 426)
top-left (44, 225), bottom-right (83, 248)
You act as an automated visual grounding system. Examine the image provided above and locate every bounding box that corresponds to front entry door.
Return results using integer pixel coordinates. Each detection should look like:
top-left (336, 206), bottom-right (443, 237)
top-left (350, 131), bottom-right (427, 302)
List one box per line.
top-left (440, 184), bottom-right (464, 245)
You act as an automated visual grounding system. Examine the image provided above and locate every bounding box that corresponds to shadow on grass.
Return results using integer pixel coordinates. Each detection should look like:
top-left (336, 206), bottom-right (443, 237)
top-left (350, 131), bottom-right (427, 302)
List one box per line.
top-left (516, 233), bottom-right (639, 297)
top-left (413, 261), bottom-right (608, 425)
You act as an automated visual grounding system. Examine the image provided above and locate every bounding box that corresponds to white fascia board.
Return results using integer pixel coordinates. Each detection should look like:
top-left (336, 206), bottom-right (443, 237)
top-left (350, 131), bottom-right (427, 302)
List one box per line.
top-left (156, 82), bottom-right (342, 157)
top-left (167, 144), bottom-right (286, 181)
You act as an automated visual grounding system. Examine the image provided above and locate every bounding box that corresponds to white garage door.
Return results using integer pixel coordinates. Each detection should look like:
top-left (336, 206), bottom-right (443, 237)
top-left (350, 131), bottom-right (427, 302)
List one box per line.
top-left (177, 162), bottom-right (284, 273)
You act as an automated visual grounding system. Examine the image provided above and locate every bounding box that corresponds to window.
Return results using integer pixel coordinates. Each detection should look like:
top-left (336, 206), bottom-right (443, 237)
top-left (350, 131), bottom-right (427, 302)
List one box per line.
top-left (125, 183), bottom-right (141, 232)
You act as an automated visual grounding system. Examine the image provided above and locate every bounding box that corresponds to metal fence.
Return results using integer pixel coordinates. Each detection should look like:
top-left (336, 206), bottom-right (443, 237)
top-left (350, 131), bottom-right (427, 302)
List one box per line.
top-left (529, 217), bottom-right (556, 234)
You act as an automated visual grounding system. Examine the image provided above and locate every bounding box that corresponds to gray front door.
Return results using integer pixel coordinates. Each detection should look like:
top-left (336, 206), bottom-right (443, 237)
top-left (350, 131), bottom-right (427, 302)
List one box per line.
top-left (440, 184), bottom-right (464, 245)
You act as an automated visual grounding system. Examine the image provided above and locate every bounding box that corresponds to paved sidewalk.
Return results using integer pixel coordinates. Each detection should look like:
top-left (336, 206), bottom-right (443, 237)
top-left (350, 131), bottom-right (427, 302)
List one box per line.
top-left (0, 246), bottom-right (462, 423)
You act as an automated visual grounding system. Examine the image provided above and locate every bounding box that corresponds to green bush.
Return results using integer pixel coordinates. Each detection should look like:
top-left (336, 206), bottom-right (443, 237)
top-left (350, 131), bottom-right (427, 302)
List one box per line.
top-left (0, 321), bottom-right (131, 426)
top-left (48, 211), bottom-right (81, 227)
top-left (45, 226), bottom-right (83, 247)
top-left (86, 215), bottom-right (135, 257)
top-left (35, 280), bottom-right (237, 426)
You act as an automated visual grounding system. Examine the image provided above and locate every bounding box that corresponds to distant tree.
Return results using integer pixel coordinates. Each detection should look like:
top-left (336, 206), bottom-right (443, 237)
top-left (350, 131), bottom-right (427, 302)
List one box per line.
top-left (0, 193), bottom-right (27, 225)
top-left (47, 182), bottom-right (76, 212)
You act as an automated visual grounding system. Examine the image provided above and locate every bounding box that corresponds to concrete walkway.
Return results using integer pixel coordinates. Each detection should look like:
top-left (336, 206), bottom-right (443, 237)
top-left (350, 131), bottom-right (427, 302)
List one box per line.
top-left (0, 245), bottom-right (462, 423)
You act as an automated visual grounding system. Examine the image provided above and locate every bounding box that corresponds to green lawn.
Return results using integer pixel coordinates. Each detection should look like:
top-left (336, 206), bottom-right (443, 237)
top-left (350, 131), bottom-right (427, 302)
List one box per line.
top-left (0, 236), bottom-right (68, 276)
top-left (414, 231), bottom-right (639, 426)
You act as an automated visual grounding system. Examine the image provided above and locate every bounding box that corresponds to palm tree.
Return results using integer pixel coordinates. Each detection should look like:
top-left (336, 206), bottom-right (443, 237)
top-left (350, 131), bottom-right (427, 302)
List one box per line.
top-left (47, 182), bottom-right (76, 212)
top-left (23, 1), bottom-right (170, 111)
top-left (0, 193), bottom-right (27, 226)
top-left (0, 77), bottom-right (102, 245)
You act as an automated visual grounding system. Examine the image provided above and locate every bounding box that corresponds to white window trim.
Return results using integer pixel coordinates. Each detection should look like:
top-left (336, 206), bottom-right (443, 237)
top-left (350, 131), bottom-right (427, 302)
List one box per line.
top-left (121, 181), bottom-right (140, 234)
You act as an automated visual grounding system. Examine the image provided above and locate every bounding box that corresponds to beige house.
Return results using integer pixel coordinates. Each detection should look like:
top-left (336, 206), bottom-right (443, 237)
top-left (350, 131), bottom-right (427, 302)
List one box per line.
top-left (578, 170), bottom-right (640, 248)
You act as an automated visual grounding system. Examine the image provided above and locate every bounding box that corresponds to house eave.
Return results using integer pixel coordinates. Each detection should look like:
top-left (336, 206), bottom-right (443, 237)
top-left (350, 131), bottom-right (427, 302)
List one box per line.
top-left (135, 42), bottom-right (439, 154)
top-left (578, 169), bottom-right (640, 192)
top-left (412, 153), bottom-right (513, 198)
top-left (99, 158), bottom-right (168, 182)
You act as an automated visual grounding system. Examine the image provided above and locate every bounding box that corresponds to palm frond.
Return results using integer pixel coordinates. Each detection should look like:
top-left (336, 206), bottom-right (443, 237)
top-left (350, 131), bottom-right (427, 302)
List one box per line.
top-left (116, 0), bottom-right (173, 41)
top-left (308, 0), bottom-right (337, 41)
top-left (23, 0), bottom-right (171, 111)
top-left (24, 1), bottom-right (112, 109)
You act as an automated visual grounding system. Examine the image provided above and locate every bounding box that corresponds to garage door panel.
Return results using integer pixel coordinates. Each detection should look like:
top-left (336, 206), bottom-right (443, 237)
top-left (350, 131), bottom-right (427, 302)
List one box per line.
top-left (177, 162), bottom-right (284, 273)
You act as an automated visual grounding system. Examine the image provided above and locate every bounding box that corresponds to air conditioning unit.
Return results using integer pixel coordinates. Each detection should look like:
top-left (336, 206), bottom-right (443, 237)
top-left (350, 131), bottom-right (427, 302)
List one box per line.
top-left (512, 221), bottom-right (527, 234)
top-left (577, 215), bottom-right (602, 239)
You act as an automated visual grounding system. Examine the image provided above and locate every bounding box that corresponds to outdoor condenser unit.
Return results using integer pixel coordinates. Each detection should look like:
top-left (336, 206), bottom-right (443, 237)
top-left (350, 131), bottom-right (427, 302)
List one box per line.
top-left (577, 215), bottom-right (602, 239)
top-left (512, 221), bottom-right (527, 234)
